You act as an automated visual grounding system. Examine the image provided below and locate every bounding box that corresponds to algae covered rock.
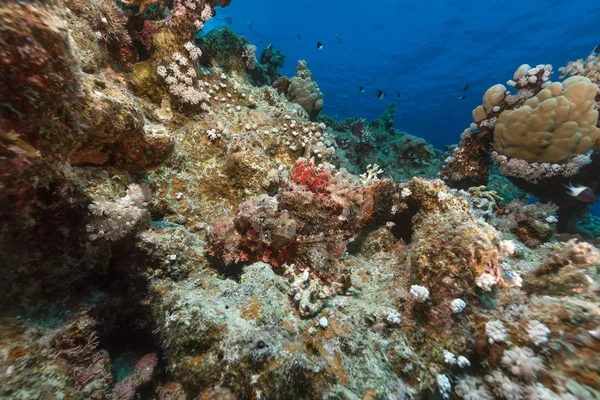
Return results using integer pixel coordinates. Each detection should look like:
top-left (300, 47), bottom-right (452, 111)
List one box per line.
top-left (248, 44), bottom-right (285, 87)
top-left (196, 26), bottom-right (256, 74)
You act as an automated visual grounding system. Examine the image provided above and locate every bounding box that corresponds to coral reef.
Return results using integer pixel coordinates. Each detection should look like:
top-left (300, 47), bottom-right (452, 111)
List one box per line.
top-left (1, 1), bottom-right (599, 399)
top-left (494, 76), bottom-right (600, 164)
top-left (443, 62), bottom-right (600, 232)
top-left (327, 104), bottom-right (445, 183)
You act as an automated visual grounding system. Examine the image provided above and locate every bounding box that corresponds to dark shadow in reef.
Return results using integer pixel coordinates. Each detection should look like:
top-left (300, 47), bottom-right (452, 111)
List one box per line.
top-left (206, 253), bottom-right (246, 282)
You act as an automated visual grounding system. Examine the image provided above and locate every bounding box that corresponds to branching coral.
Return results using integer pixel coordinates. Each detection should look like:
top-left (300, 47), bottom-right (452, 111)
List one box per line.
top-left (157, 42), bottom-right (211, 110)
top-left (560, 51), bottom-right (600, 84)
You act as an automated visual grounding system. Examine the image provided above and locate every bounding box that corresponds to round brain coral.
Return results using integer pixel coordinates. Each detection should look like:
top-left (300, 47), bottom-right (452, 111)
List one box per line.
top-left (494, 76), bottom-right (600, 163)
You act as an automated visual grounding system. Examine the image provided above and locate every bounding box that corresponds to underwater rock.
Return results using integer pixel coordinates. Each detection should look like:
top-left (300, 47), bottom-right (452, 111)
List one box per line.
top-left (0, 2), bottom-right (82, 127)
top-left (406, 208), bottom-right (501, 306)
top-left (207, 158), bottom-right (396, 282)
top-left (75, 76), bottom-right (175, 170)
top-left (0, 311), bottom-right (113, 399)
top-left (395, 178), bottom-right (502, 308)
top-left (150, 261), bottom-right (413, 398)
top-left (523, 239), bottom-right (599, 296)
top-left (493, 201), bottom-right (558, 247)
top-left (196, 26), bottom-right (256, 74)
top-left (440, 130), bottom-right (493, 188)
top-left (0, 0), bottom-right (173, 307)
top-left (151, 262), bottom-right (322, 397)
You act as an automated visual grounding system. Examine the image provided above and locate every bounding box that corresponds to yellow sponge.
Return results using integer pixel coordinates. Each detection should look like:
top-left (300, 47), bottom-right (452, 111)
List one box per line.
top-left (494, 76), bottom-right (600, 163)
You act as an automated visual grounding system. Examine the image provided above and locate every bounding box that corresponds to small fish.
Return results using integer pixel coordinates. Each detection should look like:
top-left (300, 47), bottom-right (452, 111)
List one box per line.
top-left (317, 41), bottom-right (324, 50)
top-left (463, 83), bottom-right (469, 92)
top-left (458, 95), bottom-right (467, 100)
top-left (594, 44), bottom-right (600, 53)
top-left (359, 86), bottom-right (365, 93)
top-left (377, 90), bottom-right (386, 99)
top-left (397, 93), bottom-right (402, 97)
top-left (336, 32), bottom-right (342, 43)
top-left (564, 183), bottom-right (596, 203)
top-left (224, 17), bottom-right (233, 25)
top-left (296, 33), bottom-right (302, 41)
top-left (266, 44), bottom-right (273, 51)
top-left (247, 20), bottom-right (253, 30)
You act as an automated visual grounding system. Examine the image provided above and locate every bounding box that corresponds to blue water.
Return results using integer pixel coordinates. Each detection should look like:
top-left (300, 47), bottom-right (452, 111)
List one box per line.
top-left (208, 0), bottom-right (599, 149)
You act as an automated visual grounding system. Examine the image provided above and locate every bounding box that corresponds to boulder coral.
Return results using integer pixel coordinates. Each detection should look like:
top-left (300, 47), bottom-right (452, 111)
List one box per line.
top-left (443, 62), bottom-right (600, 231)
top-left (494, 76), bottom-right (600, 163)
top-left (275, 60), bottom-right (324, 119)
